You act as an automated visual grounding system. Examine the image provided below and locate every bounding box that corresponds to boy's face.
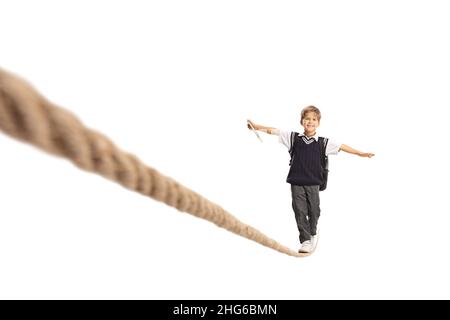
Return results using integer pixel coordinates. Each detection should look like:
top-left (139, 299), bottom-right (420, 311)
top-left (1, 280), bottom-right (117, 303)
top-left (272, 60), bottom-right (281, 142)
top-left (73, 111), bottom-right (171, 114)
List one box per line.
top-left (301, 112), bottom-right (320, 135)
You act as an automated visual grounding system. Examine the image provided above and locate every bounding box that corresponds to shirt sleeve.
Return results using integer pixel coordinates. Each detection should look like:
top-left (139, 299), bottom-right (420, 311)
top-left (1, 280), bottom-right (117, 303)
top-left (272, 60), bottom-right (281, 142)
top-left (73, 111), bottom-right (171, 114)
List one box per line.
top-left (278, 129), bottom-right (292, 149)
top-left (326, 138), bottom-right (341, 156)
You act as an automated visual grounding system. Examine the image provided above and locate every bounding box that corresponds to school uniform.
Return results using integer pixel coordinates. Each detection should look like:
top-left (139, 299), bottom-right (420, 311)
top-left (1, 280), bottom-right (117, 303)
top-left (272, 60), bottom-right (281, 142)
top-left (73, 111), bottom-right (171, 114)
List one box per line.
top-left (278, 130), bottom-right (341, 244)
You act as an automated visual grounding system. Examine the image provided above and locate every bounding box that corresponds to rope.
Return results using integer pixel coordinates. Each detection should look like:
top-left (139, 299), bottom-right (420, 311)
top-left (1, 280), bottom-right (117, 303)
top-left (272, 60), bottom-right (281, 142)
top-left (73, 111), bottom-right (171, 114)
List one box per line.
top-left (0, 68), bottom-right (307, 258)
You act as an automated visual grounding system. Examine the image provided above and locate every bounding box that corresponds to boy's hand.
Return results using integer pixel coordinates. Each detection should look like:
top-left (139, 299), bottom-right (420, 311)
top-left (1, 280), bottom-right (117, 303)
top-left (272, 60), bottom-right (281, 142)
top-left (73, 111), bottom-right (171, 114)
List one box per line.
top-left (359, 152), bottom-right (375, 158)
top-left (340, 145), bottom-right (374, 158)
top-left (247, 119), bottom-right (257, 130)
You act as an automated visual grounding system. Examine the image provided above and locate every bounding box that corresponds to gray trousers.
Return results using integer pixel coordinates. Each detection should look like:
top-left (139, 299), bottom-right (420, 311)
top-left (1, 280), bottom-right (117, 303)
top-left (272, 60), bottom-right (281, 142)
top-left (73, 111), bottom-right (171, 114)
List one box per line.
top-left (291, 185), bottom-right (321, 244)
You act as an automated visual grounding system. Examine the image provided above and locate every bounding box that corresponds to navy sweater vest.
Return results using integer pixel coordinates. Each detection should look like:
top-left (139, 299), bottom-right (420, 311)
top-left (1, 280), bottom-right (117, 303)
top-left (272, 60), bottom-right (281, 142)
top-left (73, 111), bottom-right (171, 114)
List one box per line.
top-left (287, 135), bottom-right (323, 186)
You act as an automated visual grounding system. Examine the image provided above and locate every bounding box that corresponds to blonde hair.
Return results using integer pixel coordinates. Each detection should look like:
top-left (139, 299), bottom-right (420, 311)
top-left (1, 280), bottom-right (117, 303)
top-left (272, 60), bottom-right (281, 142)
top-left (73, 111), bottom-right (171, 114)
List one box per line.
top-left (301, 105), bottom-right (321, 122)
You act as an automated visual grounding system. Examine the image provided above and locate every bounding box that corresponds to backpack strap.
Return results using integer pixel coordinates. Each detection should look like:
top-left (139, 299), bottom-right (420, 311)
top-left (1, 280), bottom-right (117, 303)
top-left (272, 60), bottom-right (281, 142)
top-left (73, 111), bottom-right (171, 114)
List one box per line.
top-left (318, 137), bottom-right (329, 166)
top-left (288, 132), bottom-right (298, 166)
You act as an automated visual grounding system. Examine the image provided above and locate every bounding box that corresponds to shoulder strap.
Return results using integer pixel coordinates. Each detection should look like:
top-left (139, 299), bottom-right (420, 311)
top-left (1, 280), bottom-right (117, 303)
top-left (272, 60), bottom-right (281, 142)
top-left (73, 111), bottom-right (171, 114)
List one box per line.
top-left (288, 132), bottom-right (298, 166)
top-left (319, 137), bottom-right (329, 162)
top-left (320, 137), bottom-right (328, 152)
top-left (289, 132), bottom-right (298, 154)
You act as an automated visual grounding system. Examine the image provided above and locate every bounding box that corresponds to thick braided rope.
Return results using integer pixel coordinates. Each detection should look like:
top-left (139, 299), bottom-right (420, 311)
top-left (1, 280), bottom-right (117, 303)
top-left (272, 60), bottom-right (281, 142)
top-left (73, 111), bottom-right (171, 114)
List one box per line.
top-left (0, 68), bottom-right (306, 258)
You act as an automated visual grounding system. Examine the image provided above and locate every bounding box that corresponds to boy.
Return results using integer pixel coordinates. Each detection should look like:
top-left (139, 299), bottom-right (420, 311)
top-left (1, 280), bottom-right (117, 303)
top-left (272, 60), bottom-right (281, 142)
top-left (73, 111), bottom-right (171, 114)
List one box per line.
top-left (247, 106), bottom-right (374, 253)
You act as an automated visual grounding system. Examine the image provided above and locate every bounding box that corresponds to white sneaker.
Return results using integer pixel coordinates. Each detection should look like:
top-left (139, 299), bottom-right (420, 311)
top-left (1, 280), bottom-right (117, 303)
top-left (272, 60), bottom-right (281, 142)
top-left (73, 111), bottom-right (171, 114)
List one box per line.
top-left (311, 235), bottom-right (318, 249)
top-left (299, 240), bottom-right (313, 253)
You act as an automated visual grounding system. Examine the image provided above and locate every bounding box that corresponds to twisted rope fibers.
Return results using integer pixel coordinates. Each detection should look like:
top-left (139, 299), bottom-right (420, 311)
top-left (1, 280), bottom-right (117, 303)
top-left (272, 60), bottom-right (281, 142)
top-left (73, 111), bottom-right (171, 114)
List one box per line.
top-left (0, 68), bottom-right (307, 258)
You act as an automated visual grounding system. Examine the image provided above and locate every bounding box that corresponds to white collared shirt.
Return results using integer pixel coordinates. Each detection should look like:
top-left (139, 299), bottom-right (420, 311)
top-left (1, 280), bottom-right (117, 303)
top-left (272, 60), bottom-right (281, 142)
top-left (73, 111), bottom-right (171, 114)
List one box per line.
top-left (277, 130), bottom-right (341, 156)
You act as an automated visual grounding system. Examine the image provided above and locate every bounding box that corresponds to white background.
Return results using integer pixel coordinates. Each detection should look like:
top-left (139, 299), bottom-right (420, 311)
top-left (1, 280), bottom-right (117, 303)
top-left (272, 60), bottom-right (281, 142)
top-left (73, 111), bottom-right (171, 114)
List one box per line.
top-left (1, 0), bottom-right (449, 299)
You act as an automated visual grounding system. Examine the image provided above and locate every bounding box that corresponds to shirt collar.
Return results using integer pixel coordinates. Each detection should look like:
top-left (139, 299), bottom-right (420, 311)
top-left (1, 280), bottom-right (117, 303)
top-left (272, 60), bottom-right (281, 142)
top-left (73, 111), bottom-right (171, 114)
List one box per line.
top-left (300, 132), bottom-right (319, 141)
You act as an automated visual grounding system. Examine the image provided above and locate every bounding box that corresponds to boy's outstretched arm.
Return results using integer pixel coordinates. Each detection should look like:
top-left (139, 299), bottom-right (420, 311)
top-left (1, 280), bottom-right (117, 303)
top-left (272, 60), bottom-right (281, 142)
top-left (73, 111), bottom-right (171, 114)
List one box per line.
top-left (340, 144), bottom-right (375, 158)
top-left (247, 119), bottom-right (279, 135)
